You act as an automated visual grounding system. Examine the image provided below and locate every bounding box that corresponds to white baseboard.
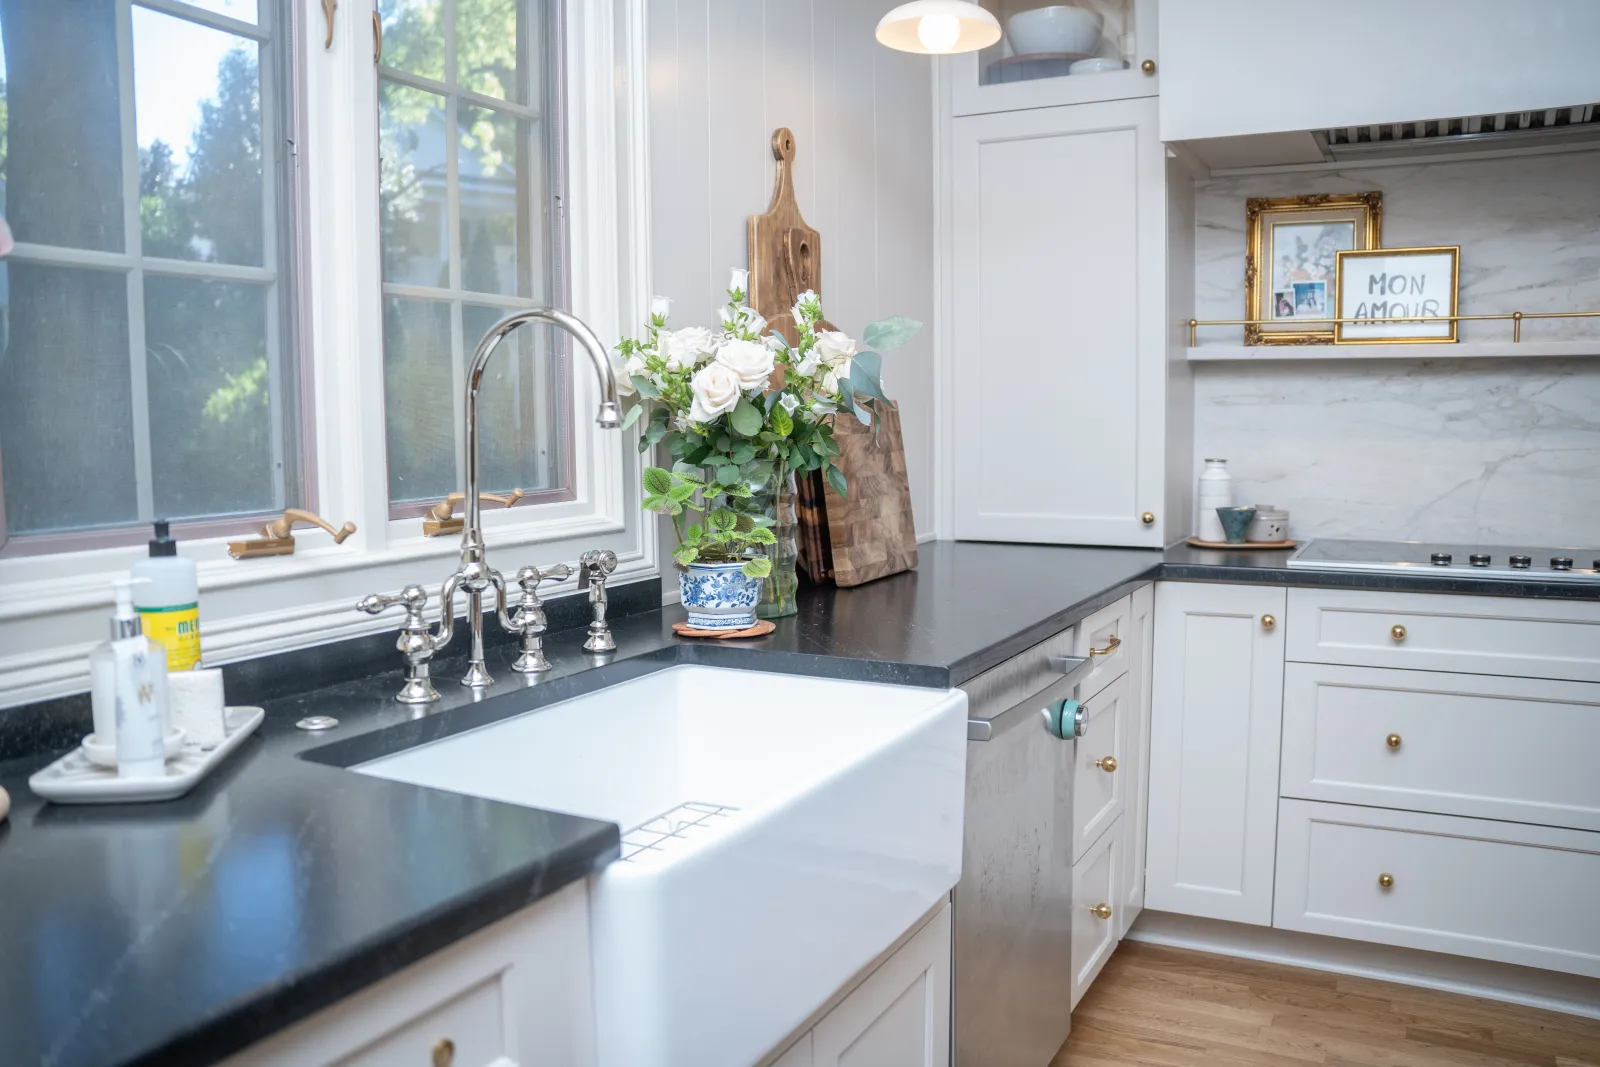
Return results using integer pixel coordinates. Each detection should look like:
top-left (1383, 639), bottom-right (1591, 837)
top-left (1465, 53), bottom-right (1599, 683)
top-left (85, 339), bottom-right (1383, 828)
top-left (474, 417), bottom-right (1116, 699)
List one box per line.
top-left (1126, 910), bottom-right (1600, 1021)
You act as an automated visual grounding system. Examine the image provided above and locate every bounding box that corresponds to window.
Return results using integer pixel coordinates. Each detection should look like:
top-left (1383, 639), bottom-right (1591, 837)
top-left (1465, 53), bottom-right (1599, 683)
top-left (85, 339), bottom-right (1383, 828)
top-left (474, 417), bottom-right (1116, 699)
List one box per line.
top-left (0, 0), bottom-right (306, 553)
top-left (377, 0), bottom-right (570, 513)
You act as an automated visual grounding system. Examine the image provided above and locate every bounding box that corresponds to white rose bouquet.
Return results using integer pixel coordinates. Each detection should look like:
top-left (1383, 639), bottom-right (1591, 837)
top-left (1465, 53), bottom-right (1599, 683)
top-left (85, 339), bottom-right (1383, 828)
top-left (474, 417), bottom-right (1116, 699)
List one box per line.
top-left (614, 268), bottom-right (921, 573)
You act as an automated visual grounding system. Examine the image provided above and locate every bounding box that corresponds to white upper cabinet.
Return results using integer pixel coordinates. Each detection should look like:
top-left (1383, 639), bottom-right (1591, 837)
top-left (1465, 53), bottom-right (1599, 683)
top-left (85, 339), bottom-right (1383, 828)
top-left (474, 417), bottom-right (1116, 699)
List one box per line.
top-left (950, 0), bottom-right (1159, 116)
top-left (951, 97), bottom-right (1167, 546)
top-left (1159, 0), bottom-right (1600, 143)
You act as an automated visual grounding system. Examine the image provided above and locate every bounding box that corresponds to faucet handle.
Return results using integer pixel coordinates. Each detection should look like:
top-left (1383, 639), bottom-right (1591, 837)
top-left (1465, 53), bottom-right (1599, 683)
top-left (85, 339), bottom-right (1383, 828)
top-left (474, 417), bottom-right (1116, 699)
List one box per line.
top-left (357, 585), bottom-right (442, 704)
top-left (516, 562), bottom-right (573, 595)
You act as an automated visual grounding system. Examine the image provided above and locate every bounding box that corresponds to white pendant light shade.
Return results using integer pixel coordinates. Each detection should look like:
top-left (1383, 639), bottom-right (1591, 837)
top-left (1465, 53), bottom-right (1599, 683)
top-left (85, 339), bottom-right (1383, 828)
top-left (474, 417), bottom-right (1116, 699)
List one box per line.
top-left (876, 1), bottom-right (1002, 55)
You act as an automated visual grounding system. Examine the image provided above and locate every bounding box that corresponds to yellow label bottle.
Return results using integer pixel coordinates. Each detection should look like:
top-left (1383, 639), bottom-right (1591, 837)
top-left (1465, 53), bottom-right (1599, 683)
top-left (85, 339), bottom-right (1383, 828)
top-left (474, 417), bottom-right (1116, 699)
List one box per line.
top-left (138, 603), bottom-right (202, 671)
top-left (132, 520), bottom-right (203, 671)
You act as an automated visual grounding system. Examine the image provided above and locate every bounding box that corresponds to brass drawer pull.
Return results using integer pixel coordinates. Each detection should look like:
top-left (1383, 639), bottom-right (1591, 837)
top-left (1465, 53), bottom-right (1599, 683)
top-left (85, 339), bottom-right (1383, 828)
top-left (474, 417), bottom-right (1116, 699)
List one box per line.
top-left (1261, 614), bottom-right (1276, 630)
top-left (1089, 635), bottom-right (1121, 658)
top-left (1386, 733), bottom-right (1402, 749)
top-left (433, 1038), bottom-right (455, 1067)
top-left (1090, 903), bottom-right (1112, 920)
top-left (1378, 873), bottom-right (1395, 890)
top-left (1095, 756), bottom-right (1118, 773)
top-left (1391, 624), bottom-right (1407, 642)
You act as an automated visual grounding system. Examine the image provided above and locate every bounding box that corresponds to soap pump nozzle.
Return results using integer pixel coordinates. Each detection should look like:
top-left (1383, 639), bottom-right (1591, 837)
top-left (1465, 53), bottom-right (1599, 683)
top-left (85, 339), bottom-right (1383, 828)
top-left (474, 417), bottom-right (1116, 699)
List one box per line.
top-left (110, 577), bottom-right (148, 641)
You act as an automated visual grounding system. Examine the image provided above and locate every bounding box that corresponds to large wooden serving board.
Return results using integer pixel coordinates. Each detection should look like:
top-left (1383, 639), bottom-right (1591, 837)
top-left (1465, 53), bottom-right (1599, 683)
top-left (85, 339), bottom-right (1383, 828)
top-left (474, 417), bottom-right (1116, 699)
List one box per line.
top-left (823, 402), bottom-right (918, 587)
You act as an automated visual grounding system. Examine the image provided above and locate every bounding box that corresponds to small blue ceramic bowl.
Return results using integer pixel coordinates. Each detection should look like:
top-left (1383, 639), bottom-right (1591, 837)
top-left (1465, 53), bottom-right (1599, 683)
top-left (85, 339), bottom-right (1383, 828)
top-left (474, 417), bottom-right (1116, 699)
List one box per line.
top-left (1215, 506), bottom-right (1258, 544)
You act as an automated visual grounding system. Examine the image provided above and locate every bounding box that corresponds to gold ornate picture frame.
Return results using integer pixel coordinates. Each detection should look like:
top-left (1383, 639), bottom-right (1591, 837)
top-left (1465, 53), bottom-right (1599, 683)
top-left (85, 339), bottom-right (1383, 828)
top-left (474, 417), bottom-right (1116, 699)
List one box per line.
top-left (1245, 192), bottom-right (1382, 344)
top-left (1334, 246), bottom-right (1460, 344)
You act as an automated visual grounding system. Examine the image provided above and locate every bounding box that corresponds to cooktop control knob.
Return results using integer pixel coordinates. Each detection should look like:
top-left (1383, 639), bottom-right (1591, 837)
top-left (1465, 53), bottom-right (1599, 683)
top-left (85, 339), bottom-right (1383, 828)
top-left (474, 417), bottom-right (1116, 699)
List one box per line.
top-left (1430, 552), bottom-right (1452, 566)
top-left (1551, 556), bottom-right (1574, 571)
top-left (1510, 555), bottom-right (1532, 569)
top-left (1469, 553), bottom-right (1491, 567)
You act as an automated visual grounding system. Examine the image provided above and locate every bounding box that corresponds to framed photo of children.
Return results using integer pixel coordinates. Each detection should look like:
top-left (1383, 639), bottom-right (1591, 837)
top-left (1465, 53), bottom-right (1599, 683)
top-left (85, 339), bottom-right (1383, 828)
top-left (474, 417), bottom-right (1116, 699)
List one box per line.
top-left (1334, 247), bottom-right (1461, 343)
top-left (1245, 192), bottom-right (1383, 345)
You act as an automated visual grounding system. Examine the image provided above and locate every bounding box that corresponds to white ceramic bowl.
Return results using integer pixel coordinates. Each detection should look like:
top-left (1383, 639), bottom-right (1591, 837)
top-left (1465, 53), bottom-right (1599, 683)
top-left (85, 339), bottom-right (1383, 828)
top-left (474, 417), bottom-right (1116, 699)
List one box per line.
top-left (1068, 56), bottom-right (1125, 75)
top-left (1006, 5), bottom-right (1103, 57)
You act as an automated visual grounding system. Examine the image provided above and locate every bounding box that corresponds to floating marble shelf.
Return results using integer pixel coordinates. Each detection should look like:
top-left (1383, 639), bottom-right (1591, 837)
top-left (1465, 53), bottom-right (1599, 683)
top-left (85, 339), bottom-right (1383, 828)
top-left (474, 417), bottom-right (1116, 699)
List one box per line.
top-left (1185, 340), bottom-right (1600, 362)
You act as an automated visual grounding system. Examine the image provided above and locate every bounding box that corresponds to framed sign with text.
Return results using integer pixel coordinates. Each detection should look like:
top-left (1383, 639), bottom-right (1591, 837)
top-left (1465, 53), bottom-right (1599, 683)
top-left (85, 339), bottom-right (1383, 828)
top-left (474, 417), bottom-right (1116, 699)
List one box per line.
top-left (1334, 246), bottom-right (1461, 343)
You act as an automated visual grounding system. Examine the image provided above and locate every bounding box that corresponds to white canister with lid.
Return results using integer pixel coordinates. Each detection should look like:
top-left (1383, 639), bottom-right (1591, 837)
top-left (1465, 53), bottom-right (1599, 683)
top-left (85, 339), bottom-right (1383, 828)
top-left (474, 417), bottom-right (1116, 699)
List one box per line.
top-left (1197, 459), bottom-right (1232, 542)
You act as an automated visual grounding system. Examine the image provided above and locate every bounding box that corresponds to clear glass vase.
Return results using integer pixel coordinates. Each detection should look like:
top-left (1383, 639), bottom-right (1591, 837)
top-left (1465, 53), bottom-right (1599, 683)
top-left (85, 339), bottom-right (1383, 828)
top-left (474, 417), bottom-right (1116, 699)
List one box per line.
top-left (752, 467), bottom-right (799, 619)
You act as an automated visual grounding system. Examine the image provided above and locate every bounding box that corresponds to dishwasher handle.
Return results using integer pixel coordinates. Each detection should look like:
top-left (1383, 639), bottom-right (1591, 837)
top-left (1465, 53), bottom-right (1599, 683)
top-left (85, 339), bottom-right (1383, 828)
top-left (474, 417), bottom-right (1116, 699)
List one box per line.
top-left (967, 653), bottom-right (1093, 742)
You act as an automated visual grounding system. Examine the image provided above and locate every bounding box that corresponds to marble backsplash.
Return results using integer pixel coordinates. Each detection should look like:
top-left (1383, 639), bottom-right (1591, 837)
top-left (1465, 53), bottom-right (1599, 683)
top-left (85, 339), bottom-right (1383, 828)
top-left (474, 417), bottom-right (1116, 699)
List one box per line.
top-left (1192, 151), bottom-right (1600, 545)
top-left (1193, 358), bottom-right (1600, 545)
top-left (1196, 150), bottom-right (1600, 344)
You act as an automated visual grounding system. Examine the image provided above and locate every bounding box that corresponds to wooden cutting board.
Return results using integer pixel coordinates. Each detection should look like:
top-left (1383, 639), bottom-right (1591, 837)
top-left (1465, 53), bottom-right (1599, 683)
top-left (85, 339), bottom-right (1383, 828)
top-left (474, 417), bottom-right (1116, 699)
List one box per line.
top-left (823, 402), bottom-right (918, 588)
top-left (748, 127), bottom-right (917, 587)
top-left (748, 127), bottom-right (827, 346)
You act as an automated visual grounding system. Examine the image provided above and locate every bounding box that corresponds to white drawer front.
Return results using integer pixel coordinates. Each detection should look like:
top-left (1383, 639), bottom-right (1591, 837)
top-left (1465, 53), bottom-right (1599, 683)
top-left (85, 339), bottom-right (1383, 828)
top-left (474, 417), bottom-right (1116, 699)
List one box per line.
top-left (1073, 671), bottom-right (1129, 862)
top-left (1072, 595), bottom-right (1132, 702)
top-left (337, 976), bottom-right (508, 1067)
top-left (1274, 799), bottom-right (1600, 979)
top-left (1070, 816), bottom-right (1121, 1009)
top-left (1281, 663), bottom-right (1600, 831)
top-left (1286, 588), bottom-right (1600, 682)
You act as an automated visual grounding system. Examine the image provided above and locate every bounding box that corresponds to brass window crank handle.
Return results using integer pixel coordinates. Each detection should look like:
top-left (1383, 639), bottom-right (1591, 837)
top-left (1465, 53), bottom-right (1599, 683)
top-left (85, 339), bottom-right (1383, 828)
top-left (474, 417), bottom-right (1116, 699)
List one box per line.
top-left (229, 509), bottom-right (357, 559)
top-left (422, 489), bottom-right (524, 537)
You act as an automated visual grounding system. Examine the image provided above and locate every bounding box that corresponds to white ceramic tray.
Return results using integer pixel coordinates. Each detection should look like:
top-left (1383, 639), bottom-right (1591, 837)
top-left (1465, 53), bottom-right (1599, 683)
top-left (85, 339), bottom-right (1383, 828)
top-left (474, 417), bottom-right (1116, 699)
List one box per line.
top-left (29, 706), bottom-right (265, 805)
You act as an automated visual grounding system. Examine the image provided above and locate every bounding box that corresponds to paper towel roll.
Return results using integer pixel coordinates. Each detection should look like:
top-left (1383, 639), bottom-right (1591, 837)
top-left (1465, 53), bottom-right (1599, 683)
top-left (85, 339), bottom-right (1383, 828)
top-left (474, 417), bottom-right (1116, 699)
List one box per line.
top-left (169, 668), bottom-right (227, 748)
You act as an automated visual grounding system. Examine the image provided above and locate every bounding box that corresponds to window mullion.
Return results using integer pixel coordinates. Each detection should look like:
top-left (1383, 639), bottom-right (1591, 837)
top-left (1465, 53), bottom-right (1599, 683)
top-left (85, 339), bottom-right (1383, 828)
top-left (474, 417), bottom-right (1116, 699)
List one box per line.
top-left (259, 18), bottom-right (288, 512)
top-left (117, 0), bottom-right (156, 523)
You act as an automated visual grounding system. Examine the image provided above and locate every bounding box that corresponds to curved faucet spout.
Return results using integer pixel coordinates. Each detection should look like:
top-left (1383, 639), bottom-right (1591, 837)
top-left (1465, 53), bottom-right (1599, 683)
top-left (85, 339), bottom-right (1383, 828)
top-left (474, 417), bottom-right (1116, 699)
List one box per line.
top-left (461, 308), bottom-right (621, 559)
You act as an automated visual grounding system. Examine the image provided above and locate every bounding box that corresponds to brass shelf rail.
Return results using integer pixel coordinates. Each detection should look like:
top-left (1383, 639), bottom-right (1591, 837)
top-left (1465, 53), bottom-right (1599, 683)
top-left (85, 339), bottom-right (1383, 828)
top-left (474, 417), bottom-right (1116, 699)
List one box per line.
top-left (1186, 309), bottom-right (1600, 347)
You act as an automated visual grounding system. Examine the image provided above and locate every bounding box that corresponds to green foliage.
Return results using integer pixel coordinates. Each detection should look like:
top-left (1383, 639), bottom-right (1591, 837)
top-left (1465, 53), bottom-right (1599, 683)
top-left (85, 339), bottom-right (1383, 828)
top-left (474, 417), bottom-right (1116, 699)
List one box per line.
top-left (863, 316), bottom-right (923, 351)
top-left (641, 466), bottom-right (779, 571)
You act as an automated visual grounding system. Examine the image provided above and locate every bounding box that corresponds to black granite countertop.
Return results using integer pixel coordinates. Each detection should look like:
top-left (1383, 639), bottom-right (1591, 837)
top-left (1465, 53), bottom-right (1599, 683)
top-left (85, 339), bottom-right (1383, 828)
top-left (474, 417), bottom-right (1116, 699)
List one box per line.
top-left (2, 539), bottom-right (1594, 1067)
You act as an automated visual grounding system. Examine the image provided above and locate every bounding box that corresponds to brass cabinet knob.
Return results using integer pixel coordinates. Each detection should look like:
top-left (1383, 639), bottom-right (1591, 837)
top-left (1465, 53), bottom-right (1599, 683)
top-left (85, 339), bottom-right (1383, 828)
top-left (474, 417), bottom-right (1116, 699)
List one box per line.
top-left (1140, 58), bottom-right (1156, 74)
top-left (1391, 624), bottom-right (1407, 642)
top-left (433, 1038), bottom-right (455, 1067)
top-left (1141, 511), bottom-right (1156, 525)
top-left (1378, 873), bottom-right (1395, 890)
top-left (1261, 614), bottom-right (1276, 630)
top-left (1386, 733), bottom-right (1402, 749)
top-left (1095, 755), bottom-right (1118, 773)
top-left (1090, 903), bottom-right (1113, 920)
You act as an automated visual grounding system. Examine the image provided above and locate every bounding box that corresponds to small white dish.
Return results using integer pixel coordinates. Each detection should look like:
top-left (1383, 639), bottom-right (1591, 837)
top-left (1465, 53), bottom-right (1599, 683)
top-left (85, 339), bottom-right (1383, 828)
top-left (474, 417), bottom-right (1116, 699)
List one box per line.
top-left (1068, 56), bottom-right (1125, 75)
top-left (82, 726), bottom-right (187, 769)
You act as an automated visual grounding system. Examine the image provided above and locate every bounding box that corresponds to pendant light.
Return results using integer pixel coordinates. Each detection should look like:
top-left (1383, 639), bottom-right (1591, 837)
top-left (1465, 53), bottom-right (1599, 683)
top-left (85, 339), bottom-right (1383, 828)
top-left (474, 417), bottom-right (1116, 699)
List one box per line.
top-left (876, 1), bottom-right (1002, 55)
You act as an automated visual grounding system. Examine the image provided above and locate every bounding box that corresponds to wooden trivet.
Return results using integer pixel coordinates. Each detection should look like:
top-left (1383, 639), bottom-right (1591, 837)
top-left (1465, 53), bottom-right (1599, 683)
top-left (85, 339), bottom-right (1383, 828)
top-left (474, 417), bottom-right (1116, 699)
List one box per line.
top-left (1186, 537), bottom-right (1298, 550)
top-left (672, 619), bottom-right (777, 640)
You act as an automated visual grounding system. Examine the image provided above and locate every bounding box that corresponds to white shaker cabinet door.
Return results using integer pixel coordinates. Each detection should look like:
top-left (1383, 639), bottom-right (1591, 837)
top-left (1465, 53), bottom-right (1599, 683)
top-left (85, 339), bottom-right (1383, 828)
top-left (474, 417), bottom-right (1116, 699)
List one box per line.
top-left (812, 904), bottom-right (952, 1067)
top-left (950, 98), bottom-right (1167, 547)
top-left (1145, 582), bottom-right (1286, 925)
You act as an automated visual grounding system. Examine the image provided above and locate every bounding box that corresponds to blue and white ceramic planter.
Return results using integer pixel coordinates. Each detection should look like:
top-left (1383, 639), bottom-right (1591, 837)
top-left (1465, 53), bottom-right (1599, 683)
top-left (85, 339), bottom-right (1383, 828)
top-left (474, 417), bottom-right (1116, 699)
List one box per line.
top-left (679, 560), bottom-right (761, 631)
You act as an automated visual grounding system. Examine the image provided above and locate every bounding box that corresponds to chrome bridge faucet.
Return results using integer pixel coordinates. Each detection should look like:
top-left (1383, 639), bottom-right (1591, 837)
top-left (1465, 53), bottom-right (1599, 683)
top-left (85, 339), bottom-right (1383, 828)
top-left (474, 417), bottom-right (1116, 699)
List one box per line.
top-left (359, 309), bottom-right (621, 700)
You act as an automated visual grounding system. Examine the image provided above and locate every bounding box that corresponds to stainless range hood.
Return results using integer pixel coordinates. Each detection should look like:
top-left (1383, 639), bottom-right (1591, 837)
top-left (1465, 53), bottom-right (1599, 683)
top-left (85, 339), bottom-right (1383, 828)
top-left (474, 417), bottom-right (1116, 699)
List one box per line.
top-left (1312, 103), bottom-right (1600, 160)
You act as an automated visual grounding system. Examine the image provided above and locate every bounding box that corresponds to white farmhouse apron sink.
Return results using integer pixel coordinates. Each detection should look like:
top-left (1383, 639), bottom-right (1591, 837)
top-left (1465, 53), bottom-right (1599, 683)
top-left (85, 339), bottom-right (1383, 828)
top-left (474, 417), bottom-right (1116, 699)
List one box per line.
top-left (355, 664), bottom-right (968, 1067)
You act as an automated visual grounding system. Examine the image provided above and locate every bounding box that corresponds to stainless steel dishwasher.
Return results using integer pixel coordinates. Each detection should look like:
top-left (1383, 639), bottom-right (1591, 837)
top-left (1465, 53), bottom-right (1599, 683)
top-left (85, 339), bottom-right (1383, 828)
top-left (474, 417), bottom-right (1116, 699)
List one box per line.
top-left (954, 629), bottom-right (1092, 1066)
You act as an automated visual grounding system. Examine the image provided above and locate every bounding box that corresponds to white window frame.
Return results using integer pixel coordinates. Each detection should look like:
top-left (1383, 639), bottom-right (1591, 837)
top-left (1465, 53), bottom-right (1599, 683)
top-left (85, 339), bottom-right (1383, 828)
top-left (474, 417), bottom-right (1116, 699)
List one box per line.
top-left (0, 0), bottom-right (654, 708)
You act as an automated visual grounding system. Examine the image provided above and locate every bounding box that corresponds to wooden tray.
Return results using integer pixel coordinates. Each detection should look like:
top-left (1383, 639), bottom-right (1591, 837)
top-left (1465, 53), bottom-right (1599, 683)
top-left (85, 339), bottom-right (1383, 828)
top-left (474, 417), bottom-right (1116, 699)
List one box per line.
top-left (672, 620), bottom-right (777, 640)
top-left (1187, 537), bottom-right (1298, 550)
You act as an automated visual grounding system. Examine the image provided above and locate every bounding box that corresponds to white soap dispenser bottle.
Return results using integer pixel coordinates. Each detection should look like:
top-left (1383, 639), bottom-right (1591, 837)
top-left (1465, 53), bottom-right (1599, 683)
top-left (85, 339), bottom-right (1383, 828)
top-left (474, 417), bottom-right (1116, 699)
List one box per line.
top-left (108, 577), bottom-right (171, 778)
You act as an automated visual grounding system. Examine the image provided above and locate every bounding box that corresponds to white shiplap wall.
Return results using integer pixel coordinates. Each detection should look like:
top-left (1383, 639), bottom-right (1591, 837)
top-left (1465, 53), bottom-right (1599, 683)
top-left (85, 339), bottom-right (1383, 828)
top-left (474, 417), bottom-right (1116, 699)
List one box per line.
top-left (646, 0), bottom-right (937, 537)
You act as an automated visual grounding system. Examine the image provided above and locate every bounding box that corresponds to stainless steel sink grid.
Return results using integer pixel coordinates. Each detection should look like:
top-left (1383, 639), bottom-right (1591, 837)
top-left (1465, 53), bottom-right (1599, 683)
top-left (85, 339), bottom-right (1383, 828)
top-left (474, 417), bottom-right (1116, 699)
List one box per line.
top-left (621, 801), bottom-right (741, 861)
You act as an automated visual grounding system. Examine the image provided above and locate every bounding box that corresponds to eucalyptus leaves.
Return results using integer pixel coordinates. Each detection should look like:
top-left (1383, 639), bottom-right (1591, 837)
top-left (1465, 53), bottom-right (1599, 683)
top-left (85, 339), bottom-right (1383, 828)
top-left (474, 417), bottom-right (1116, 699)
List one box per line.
top-left (614, 268), bottom-right (921, 571)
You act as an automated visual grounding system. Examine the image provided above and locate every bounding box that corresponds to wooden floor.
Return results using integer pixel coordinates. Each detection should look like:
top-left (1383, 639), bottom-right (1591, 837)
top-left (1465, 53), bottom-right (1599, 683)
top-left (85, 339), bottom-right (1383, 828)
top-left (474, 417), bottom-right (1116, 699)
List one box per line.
top-left (1051, 942), bottom-right (1600, 1067)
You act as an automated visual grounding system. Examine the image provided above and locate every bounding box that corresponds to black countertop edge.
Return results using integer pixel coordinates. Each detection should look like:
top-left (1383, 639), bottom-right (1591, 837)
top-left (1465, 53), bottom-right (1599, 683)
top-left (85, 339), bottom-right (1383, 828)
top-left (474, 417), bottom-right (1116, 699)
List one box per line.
top-left (134, 835), bottom-right (620, 1067)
